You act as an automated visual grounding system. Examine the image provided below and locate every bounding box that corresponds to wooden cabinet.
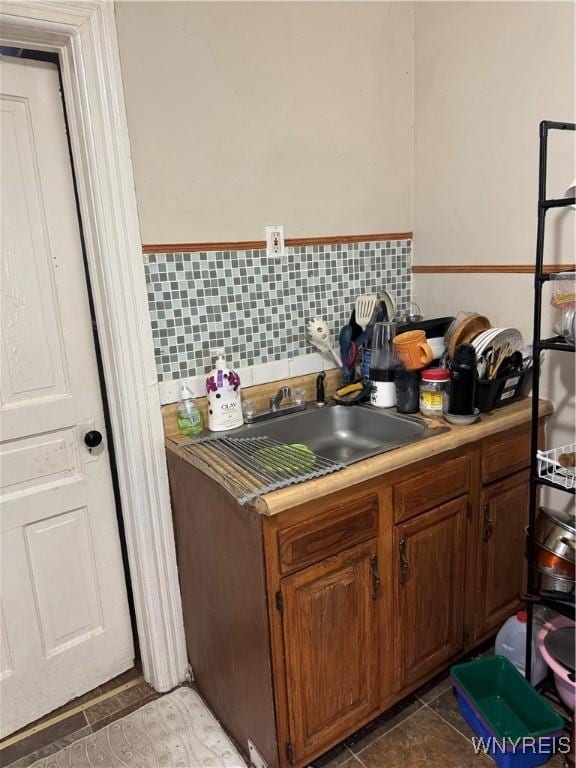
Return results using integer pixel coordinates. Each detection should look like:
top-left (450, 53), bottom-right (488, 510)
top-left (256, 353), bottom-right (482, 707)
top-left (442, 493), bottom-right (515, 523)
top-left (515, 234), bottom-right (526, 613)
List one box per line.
top-left (393, 455), bottom-right (470, 523)
top-left (481, 428), bottom-right (531, 484)
top-left (168, 409), bottom-right (544, 768)
top-left (474, 470), bottom-right (530, 640)
top-left (394, 497), bottom-right (467, 689)
top-left (278, 494), bottom-right (378, 574)
top-left (280, 540), bottom-right (380, 763)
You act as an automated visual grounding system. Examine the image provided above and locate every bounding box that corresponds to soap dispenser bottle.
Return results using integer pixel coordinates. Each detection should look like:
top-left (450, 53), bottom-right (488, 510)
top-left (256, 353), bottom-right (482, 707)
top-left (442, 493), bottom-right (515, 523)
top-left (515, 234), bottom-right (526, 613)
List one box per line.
top-left (177, 382), bottom-right (204, 437)
top-left (206, 348), bottom-right (243, 431)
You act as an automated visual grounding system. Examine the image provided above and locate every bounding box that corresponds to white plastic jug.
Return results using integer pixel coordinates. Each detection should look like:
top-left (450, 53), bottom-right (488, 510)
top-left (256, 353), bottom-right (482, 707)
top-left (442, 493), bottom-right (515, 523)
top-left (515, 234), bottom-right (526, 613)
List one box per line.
top-left (495, 611), bottom-right (547, 685)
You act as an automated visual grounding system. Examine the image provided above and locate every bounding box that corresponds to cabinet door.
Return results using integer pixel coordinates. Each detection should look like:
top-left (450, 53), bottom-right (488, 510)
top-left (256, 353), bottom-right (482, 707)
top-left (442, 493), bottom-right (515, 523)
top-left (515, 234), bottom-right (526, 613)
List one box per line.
top-left (475, 470), bottom-right (529, 639)
top-left (281, 540), bottom-right (379, 763)
top-left (395, 497), bottom-right (467, 689)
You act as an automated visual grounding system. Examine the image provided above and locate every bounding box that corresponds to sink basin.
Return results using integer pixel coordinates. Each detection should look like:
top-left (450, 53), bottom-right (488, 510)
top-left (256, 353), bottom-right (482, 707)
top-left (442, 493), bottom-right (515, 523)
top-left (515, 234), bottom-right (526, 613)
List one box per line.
top-left (230, 405), bottom-right (444, 466)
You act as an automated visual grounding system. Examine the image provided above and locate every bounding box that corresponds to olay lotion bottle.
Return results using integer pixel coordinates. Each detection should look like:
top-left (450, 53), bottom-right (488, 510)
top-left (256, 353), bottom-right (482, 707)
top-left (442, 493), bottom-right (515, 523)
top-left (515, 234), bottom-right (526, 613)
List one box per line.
top-left (206, 348), bottom-right (243, 431)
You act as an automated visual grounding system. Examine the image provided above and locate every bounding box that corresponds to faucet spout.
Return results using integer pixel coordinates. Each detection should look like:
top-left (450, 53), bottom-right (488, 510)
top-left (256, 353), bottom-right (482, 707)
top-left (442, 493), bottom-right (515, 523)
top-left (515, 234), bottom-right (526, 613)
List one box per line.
top-left (271, 386), bottom-right (291, 411)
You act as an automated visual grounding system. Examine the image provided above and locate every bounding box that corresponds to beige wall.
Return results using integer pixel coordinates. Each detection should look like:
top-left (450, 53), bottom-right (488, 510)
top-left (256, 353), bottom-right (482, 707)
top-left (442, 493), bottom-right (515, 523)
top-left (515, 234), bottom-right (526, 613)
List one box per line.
top-left (115, 1), bottom-right (414, 244)
top-left (412, 1), bottom-right (575, 503)
top-left (413, 1), bottom-right (575, 268)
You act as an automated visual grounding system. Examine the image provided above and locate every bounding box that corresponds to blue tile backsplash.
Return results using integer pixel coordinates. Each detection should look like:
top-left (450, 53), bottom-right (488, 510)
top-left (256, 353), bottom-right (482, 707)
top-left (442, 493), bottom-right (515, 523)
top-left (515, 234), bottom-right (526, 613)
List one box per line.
top-left (144, 239), bottom-right (412, 381)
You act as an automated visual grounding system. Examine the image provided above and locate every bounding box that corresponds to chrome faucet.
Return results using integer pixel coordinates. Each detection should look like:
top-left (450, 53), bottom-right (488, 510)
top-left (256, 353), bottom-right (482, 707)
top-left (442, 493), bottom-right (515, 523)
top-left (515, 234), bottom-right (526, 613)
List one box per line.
top-left (270, 386), bottom-right (291, 411)
top-left (244, 385), bottom-right (306, 424)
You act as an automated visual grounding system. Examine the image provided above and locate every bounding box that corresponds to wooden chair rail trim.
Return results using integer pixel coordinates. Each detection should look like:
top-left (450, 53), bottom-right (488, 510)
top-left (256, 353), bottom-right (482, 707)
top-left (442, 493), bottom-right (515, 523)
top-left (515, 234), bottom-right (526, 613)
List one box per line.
top-left (412, 264), bottom-right (575, 274)
top-left (142, 231), bottom-right (413, 254)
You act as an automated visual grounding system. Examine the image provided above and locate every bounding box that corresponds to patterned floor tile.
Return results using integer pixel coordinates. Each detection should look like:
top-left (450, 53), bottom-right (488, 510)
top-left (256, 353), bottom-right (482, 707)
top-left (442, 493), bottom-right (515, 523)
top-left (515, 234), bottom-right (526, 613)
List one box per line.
top-left (357, 706), bottom-right (491, 767)
top-left (345, 695), bottom-right (423, 754)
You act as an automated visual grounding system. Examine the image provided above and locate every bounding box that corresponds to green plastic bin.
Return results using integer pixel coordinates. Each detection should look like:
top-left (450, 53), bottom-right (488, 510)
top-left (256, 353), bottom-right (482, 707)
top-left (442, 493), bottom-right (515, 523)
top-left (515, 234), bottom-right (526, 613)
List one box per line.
top-left (451, 656), bottom-right (564, 743)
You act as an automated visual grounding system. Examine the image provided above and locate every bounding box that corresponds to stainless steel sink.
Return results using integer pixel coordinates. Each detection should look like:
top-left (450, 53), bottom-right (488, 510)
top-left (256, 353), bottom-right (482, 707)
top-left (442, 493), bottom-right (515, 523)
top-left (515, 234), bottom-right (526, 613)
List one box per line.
top-left (230, 404), bottom-right (446, 466)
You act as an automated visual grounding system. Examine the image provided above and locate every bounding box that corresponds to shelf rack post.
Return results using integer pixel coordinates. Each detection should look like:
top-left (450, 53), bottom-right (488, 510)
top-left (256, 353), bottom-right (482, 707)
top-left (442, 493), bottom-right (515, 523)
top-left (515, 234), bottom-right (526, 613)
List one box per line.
top-left (525, 120), bottom-right (575, 684)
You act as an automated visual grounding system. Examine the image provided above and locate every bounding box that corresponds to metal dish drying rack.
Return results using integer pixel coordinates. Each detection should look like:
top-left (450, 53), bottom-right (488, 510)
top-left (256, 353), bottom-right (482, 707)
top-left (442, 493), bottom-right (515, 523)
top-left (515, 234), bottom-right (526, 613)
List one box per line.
top-left (182, 435), bottom-right (344, 505)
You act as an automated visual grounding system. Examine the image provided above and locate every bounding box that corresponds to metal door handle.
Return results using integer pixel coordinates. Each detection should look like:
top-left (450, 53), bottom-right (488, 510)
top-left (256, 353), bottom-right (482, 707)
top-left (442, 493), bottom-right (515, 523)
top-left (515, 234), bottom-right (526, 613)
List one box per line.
top-left (84, 430), bottom-right (103, 450)
top-left (399, 537), bottom-right (409, 584)
top-left (369, 554), bottom-right (380, 600)
top-left (483, 502), bottom-right (494, 542)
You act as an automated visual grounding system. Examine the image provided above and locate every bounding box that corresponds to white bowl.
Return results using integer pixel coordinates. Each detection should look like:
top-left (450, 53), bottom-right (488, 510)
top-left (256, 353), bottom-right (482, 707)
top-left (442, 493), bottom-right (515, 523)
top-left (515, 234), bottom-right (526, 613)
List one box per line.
top-left (443, 409), bottom-right (480, 426)
top-left (428, 337), bottom-right (446, 358)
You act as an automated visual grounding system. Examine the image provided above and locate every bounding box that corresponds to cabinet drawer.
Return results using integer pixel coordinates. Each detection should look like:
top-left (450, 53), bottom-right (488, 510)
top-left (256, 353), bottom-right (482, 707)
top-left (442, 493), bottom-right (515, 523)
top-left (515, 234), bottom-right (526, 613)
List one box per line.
top-left (393, 456), bottom-right (470, 523)
top-left (278, 494), bottom-right (379, 574)
top-left (481, 430), bottom-right (531, 484)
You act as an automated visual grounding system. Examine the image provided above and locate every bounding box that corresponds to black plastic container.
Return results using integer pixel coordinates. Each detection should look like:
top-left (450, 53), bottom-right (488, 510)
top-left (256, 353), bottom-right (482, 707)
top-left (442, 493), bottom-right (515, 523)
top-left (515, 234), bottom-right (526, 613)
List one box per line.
top-left (475, 367), bottom-right (533, 412)
top-left (394, 367), bottom-right (420, 414)
top-left (397, 316), bottom-right (454, 338)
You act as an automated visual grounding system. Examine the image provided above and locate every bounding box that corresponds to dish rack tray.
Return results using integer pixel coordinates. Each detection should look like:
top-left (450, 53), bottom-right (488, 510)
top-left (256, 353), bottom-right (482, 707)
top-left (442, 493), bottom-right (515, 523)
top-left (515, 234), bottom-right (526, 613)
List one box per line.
top-left (183, 435), bottom-right (344, 505)
top-left (537, 443), bottom-right (576, 490)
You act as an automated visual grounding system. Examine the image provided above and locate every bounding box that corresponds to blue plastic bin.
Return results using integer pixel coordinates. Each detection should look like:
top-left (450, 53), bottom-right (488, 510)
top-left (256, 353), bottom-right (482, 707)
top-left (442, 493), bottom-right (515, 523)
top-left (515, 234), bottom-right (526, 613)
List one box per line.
top-left (451, 656), bottom-right (565, 768)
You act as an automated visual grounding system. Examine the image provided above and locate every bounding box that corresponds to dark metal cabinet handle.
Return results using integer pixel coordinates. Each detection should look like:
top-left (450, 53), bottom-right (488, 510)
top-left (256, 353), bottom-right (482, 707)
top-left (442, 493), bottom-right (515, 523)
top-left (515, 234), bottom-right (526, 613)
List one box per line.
top-left (369, 553), bottom-right (380, 600)
top-left (399, 537), bottom-right (409, 584)
top-left (483, 502), bottom-right (494, 542)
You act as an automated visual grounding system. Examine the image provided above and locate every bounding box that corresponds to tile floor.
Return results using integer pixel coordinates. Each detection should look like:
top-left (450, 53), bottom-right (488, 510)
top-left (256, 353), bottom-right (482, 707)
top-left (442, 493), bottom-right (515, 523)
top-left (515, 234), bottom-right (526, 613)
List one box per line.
top-left (310, 668), bottom-right (571, 768)
top-left (1, 654), bottom-right (572, 768)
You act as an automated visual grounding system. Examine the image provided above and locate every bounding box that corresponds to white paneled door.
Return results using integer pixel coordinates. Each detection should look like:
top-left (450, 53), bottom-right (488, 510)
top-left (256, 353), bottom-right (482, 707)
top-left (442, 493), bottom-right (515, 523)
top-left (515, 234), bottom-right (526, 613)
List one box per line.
top-left (0, 57), bottom-right (134, 737)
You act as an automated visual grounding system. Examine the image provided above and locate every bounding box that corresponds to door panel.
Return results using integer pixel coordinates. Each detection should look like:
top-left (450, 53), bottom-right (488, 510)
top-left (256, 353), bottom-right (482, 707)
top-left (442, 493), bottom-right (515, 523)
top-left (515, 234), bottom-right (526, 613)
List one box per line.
top-left (395, 497), bottom-right (467, 689)
top-left (0, 94), bottom-right (69, 408)
top-left (476, 470), bottom-right (529, 638)
top-left (282, 540), bottom-right (379, 763)
top-left (0, 428), bottom-right (80, 494)
top-left (0, 57), bottom-right (133, 737)
top-left (24, 507), bottom-right (103, 656)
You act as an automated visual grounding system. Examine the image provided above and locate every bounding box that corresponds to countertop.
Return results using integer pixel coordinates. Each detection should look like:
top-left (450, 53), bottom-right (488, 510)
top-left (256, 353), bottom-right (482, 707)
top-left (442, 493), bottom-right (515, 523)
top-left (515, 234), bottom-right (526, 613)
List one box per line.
top-left (166, 398), bottom-right (552, 516)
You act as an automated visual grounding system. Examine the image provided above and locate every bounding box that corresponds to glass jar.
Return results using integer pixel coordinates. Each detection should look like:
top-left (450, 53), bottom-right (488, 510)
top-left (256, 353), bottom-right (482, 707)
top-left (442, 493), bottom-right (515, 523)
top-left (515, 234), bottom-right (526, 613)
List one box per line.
top-left (420, 368), bottom-right (450, 417)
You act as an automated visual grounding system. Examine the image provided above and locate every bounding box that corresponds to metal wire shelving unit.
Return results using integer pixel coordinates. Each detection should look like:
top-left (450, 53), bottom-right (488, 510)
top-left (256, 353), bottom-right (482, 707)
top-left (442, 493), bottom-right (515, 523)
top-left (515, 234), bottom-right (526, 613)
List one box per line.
top-left (525, 120), bottom-right (576, 683)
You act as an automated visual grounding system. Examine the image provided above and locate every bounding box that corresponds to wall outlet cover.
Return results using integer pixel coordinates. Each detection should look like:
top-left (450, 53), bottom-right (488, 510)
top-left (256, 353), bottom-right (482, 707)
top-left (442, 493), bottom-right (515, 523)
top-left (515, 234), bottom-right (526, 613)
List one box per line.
top-left (265, 225), bottom-right (285, 260)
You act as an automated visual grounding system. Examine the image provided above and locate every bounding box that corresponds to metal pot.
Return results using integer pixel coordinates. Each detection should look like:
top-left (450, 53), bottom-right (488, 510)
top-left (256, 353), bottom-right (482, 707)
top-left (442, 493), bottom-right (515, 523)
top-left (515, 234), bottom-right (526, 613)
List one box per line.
top-left (534, 508), bottom-right (576, 563)
top-left (527, 529), bottom-right (576, 580)
top-left (536, 566), bottom-right (575, 595)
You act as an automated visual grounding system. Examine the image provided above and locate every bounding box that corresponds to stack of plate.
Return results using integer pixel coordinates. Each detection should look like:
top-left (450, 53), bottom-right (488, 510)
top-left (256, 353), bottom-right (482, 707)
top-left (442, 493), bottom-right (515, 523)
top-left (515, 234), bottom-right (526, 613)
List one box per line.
top-left (471, 327), bottom-right (524, 379)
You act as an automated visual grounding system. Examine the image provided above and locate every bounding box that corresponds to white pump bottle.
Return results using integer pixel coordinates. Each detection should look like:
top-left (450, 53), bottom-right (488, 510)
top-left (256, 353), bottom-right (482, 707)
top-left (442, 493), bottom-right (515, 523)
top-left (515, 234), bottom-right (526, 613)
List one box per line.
top-left (206, 348), bottom-right (243, 431)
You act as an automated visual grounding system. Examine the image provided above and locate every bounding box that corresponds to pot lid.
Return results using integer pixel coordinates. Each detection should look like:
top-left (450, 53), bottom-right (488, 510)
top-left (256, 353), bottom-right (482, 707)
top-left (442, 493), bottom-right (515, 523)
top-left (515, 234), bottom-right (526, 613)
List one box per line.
top-left (544, 627), bottom-right (576, 673)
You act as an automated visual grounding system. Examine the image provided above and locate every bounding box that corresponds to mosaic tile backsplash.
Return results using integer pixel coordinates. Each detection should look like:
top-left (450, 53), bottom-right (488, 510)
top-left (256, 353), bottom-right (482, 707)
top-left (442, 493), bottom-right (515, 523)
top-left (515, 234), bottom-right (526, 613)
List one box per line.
top-left (145, 240), bottom-right (412, 381)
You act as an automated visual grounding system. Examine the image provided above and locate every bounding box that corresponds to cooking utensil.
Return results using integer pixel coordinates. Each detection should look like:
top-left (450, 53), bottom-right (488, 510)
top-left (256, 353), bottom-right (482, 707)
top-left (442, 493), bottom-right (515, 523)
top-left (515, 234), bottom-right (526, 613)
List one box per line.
top-left (535, 565), bottom-right (575, 594)
top-left (307, 317), bottom-right (342, 367)
top-left (377, 300), bottom-right (388, 323)
top-left (339, 324), bottom-right (353, 383)
top-left (528, 529), bottom-right (576, 580)
top-left (332, 379), bottom-right (373, 406)
top-left (533, 507), bottom-right (576, 563)
top-left (355, 294), bottom-right (378, 330)
top-left (379, 290), bottom-right (396, 322)
top-left (404, 301), bottom-right (422, 323)
top-left (447, 313), bottom-right (491, 360)
top-left (349, 310), bottom-right (363, 341)
top-left (484, 329), bottom-right (524, 380)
